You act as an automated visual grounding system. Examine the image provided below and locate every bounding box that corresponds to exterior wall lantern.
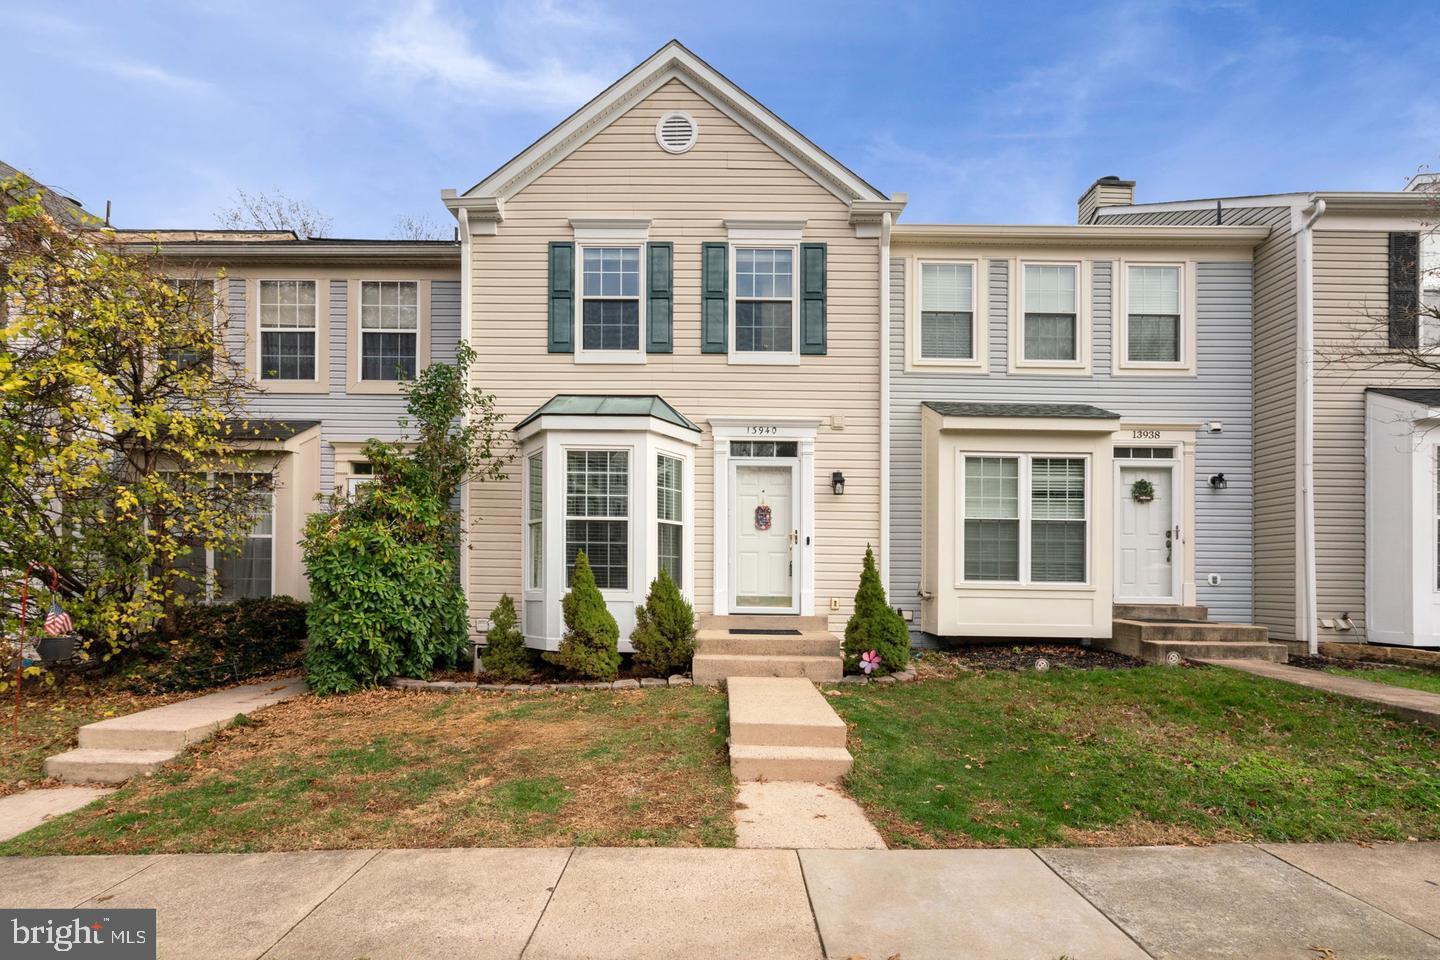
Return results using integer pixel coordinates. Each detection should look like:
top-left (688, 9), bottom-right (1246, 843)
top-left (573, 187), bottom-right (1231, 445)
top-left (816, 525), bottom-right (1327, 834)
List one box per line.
top-left (831, 471), bottom-right (846, 495)
top-left (1209, 473), bottom-right (1228, 490)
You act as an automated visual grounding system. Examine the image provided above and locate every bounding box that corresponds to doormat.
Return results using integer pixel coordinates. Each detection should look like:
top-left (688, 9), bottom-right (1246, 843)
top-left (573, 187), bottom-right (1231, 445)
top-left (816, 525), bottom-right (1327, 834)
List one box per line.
top-left (729, 628), bottom-right (803, 635)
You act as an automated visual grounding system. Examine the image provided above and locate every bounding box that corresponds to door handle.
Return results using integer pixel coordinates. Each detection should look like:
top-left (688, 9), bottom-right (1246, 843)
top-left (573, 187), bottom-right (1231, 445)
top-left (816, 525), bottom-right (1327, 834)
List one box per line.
top-left (1165, 528), bottom-right (1173, 564)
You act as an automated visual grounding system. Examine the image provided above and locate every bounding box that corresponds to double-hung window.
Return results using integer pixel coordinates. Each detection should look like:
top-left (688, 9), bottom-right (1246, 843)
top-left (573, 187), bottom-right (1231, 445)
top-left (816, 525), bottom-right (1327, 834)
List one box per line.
top-left (163, 278), bottom-right (216, 370)
top-left (360, 281), bottom-right (419, 380)
top-left (734, 247), bottom-right (795, 354)
top-left (564, 450), bottom-right (629, 589)
top-left (657, 454), bottom-right (684, 584)
top-left (1022, 264), bottom-right (1079, 362)
top-left (527, 453), bottom-right (544, 591)
top-left (216, 474), bottom-right (274, 600)
top-left (580, 246), bottom-right (641, 355)
top-left (1126, 265), bottom-right (1182, 363)
top-left (962, 455), bottom-right (1088, 584)
top-left (1421, 233), bottom-right (1440, 347)
top-left (919, 262), bottom-right (975, 360)
top-left (258, 280), bottom-right (317, 381)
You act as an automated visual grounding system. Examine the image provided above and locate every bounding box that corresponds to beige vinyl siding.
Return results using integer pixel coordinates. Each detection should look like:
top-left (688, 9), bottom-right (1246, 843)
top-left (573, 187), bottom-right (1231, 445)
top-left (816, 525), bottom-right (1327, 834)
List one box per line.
top-left (1099, 205), bottom-right (1297, 641)
top-left (1311, 229), bottom-right (1433, 642)
top-left (467, 79), bottom-right (881, 633)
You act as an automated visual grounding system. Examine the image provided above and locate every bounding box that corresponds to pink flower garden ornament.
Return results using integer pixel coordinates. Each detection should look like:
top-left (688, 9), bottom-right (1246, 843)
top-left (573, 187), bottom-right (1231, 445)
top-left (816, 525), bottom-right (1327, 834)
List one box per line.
top-left (860, 650), bottom-right (881, 674)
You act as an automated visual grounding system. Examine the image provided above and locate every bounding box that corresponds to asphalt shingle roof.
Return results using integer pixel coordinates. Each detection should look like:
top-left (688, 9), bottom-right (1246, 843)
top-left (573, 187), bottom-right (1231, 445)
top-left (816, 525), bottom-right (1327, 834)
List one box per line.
top-left (922, 401), bottom-right (1122, 420)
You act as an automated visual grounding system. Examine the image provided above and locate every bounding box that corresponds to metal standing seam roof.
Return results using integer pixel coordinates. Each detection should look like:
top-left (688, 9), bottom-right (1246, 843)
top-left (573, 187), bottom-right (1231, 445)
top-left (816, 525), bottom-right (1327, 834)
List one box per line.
top-left (514, 395), bottom-right (701, 432)
top-left (1365, 387), bottom-right (1440, 407)
top-left (922, 401), bottom-right (1122, 420)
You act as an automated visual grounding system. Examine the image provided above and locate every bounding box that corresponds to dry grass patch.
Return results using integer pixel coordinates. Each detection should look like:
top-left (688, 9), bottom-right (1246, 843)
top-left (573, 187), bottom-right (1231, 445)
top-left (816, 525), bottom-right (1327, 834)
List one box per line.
top-left (1, 685), bottom-right (734, 854)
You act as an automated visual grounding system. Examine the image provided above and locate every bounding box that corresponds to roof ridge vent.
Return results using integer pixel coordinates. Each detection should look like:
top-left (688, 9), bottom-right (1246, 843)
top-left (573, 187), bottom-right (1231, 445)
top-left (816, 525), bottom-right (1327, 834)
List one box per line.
top-left (655, 111), bottom-right (698, 154)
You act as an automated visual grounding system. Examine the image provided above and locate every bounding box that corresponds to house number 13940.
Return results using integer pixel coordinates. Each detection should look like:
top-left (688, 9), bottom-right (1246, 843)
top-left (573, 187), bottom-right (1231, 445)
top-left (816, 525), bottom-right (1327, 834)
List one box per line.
top-left (746, 426), bottom-right (778, 435)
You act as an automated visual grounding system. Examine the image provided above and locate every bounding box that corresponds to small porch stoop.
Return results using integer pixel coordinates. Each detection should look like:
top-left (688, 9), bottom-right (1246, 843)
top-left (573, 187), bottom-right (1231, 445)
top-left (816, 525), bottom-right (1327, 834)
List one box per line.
top-left (692, 615), bottom-right (843, 684)
top-left (726, 676), bottom-right (852, 783)
top-left (1101, 604), bottom-right (1288, 665)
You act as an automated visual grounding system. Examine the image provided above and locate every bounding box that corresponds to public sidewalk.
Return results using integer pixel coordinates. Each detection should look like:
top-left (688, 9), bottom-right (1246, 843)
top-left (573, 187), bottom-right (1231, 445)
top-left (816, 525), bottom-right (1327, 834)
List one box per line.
top-left (4, 842), bottom-right (1439, 959)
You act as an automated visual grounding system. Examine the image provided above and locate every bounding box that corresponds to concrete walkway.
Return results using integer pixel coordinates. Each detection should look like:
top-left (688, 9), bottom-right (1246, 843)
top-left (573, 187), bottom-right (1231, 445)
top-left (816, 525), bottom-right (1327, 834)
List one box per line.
top-left (0, 787), bottom-right (112, 842)
top-left (43, 677), bottom-right (308, 783)
top-left (1202, 658), bottom-right (1440, 729)
top-left (4, 842), bottom-right (1438, 959)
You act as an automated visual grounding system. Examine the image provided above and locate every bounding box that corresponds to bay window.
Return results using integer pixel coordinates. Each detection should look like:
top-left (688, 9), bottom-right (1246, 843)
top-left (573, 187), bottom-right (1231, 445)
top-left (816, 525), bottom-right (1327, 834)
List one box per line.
top-left (565, 450), bottom-right (629, 589)
top-left (258, 280), bottom-right (317, 381)
top-left (962, 455), bottom-right (1088, 584)
top-left (734, 247), bottom-right (794, 353)
top-left (580, 246), bottom-right (642, 354)
top-left (919, 261), bottom-right (975, 360)
top-left (360, 281), bottom-right (419, 381)
top-left (1022, 264), bottom-right (1079, 362)
top-left (1126, 265), bottom-right (1182, 363)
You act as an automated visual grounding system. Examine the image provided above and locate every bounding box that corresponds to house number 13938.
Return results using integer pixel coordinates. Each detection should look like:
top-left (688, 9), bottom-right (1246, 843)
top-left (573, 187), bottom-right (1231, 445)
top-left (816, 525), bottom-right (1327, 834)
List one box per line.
top-left (746, 426), bottom-right (778, 436)
top-left (1131, 429), bottom-right (1161, 440)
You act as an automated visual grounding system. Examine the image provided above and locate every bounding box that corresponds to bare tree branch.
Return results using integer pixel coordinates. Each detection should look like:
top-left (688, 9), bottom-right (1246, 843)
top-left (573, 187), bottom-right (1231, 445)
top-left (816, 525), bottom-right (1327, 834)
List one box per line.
top-left (389, 215), bottom-right (450, 241)
top-left (215, 187), bottom-right (333, 238)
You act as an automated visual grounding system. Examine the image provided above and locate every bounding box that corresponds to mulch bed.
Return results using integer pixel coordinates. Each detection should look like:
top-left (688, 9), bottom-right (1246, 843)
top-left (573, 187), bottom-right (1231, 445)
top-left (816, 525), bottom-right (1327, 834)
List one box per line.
top-left (928, 642), bottom-right (1146, 672)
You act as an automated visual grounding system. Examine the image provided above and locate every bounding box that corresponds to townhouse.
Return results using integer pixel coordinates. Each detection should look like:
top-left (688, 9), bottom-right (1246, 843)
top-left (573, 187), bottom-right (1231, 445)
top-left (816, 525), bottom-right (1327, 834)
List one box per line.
top-left (1092, 182), bottom-right (1439, 651)
top-left (45, 39), bottom-right (1435, 653)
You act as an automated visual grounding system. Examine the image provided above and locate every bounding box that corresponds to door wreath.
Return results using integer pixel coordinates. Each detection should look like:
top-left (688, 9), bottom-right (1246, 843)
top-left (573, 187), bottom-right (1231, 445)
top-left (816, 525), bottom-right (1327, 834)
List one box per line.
top-left (754, 504), bottom-right (773, 530)
top-left (1130, 478), bottom-right (1156, 503)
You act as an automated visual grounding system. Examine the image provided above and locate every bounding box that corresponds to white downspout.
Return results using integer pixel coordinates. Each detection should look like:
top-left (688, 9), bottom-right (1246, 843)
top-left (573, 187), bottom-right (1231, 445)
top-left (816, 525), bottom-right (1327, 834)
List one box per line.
top-left (879, 210), bottom-right (893, 592)
top-left (456, 206), bottom-right (475, 634)
top-left (1295, 197), bottom-right (1325, 655)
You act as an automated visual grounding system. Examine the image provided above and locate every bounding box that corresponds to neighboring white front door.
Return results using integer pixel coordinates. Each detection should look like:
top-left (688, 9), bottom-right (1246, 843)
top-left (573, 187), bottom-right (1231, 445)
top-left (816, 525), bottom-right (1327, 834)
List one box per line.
top-left (1116, 464), bottom-right (1176, 602)
top-left (732, 463), bottom-right (795, 610)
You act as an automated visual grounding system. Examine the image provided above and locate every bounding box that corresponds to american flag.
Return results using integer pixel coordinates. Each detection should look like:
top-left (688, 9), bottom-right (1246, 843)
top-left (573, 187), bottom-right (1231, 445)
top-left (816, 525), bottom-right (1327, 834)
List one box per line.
top-left (44, 600), bottom-right (72, 637)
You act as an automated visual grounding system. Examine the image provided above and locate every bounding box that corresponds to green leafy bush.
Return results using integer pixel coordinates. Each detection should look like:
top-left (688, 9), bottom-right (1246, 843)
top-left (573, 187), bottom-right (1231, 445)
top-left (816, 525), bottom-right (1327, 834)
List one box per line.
top-left (125, 596), bottom-right (307, 692)
top-left (630, 569), bottom-right (695, 676)
top-left (302, 342), bottom-right (509, 695)
top-left (545, 552), bottom-right (620, 681)
top-left (843, 545), bottom-right (910, 674)
top-left (482, 594), bottom-right (532, 681)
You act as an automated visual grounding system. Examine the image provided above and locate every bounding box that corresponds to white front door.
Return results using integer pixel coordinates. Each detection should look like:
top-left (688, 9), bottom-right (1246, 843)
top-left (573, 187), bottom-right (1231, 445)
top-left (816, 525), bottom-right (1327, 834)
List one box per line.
top-left (1116, 464), bottom-right (1176, 602)
top-left (733, 463), bottom-right (795, 610)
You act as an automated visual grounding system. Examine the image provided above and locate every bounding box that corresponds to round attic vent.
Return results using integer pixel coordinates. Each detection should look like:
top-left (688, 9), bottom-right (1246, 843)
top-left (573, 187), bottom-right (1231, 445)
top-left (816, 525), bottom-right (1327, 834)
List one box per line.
top-left (655, 111), bottom-right (698, 154)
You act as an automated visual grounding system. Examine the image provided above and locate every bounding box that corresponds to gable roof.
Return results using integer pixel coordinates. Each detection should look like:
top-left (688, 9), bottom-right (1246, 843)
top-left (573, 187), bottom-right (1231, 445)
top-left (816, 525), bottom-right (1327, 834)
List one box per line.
top-left (450, 40), bottom-right (887, 208)
top-left (1, 159), bottom-right (102, 227)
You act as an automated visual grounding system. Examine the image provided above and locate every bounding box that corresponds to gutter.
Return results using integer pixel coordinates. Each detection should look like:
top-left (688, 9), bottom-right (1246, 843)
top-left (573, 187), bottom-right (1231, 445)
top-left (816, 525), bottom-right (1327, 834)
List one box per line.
top-left (456, 206), bottom-right (475, 634)
top-left (879, 210), bottom-right (893, 592)
top-left (1294, 196), bottom-right (1326, 655)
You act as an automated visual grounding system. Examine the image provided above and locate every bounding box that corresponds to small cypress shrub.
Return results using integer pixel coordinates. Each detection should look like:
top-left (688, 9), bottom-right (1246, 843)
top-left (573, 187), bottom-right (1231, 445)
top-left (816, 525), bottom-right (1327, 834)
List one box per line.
top-left (630, 569), bottom-right (696, 676)
top-left (482, 594), bottom-right (531, 682)
top-left (545, 551), bottom-right (620, 681)
top-left (843, 545), bottom-right (910, 674)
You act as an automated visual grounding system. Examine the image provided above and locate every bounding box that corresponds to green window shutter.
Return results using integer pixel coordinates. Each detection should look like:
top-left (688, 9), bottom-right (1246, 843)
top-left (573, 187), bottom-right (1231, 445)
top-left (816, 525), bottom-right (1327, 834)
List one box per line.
top-left (701, 242), bottom-right (728, 353)
top-left (647, 242), bottom-right (673, 354)
top-left (548, 242), bottom-right (574, 353)
top-left (1388, 231), bottom-right (1420, 349)
top-left (800, 242), bottom-right (828, 356)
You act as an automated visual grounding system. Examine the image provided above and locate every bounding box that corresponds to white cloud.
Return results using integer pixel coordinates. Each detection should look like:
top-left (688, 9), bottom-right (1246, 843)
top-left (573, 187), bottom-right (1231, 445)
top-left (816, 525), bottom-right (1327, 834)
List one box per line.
top-left (102, 59), bottom-right (212, 96)
top-left (365, 0), bottom-right (630, 111)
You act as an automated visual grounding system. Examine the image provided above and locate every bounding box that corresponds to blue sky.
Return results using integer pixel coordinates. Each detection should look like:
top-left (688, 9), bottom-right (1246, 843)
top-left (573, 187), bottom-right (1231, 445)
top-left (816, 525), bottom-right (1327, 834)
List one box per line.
top-left (4, 0), bottom-right (1436, 235)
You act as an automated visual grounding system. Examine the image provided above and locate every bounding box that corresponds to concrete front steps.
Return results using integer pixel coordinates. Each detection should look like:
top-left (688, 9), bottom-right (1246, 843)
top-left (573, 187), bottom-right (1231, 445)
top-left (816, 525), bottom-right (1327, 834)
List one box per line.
top-left (727, 676), bottom-right (852, 783)
top-left (1101, 605), bottom-right (1288, 665)
top-left (693, 615), bottom-right (843, 685)
top-left (44, 677), bottom-right (306, 785)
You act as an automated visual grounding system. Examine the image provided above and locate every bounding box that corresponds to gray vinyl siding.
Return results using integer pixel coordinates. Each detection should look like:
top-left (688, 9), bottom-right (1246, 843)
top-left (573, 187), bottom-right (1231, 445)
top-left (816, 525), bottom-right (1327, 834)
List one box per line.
top-left (1100, 206), bottom-right (1297, 642)
top-left (228, 278), bottom-right (463, 494)
top-left (890, 255), bottom-right (1256, 643)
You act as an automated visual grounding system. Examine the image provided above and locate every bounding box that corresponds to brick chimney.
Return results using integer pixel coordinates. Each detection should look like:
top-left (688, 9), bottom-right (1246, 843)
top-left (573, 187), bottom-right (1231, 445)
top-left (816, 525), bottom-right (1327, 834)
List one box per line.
top-left (1078, 176), bottom-right (1136, 224)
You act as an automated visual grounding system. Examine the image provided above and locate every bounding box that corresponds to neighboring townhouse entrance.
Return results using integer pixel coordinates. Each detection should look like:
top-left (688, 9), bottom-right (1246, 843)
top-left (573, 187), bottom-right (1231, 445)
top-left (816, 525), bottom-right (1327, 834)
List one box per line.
top-left (732, 461), bottom-right (796, 610)
top-left (1115, 455), bottom-right (1179, 603)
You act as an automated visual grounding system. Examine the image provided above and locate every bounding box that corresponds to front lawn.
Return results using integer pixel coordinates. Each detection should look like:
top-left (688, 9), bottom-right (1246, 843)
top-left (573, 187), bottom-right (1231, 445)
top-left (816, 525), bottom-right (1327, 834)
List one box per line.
top-left (0, 686), bottom-right (734, 854)
top-left (1321, 664), bottom-right (1440, 696)
top-left (831, 662), bottom-right (1440, 848)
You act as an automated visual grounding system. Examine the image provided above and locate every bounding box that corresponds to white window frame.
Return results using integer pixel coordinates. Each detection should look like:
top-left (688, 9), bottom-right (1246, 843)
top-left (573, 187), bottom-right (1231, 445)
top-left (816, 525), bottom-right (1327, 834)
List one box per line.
top-left (1115, 260), bottom-right (1195, 375)
top-left (1421, 232), bottom-right (1440, 348)
top-left (1013, 259), bottom-right (1089, 373)
top-left (562, 446), bottom-right (633, 593)
top-left (357, 280), bottom-right (421, 382)
top-left (910, 258), bottom-right (985, 370)
top-left (729, 243), bottom-right (800, 365)
top-left (526, 451), bottom-right (544, 592)
top-left (169, 472), bottom-right (276, 602)
top-left (957, 453), bottom-right (1091, 586)
top-left (346, 462), bottom-right (374, 497)
top-left (163, 276), bottom-right (220, 370)
top-left (656, 452), bottom-right (685, 586)
top-left (256, 279), bottom-right (319, 383)
top-left (574, 242), bottom-right (646, 365)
